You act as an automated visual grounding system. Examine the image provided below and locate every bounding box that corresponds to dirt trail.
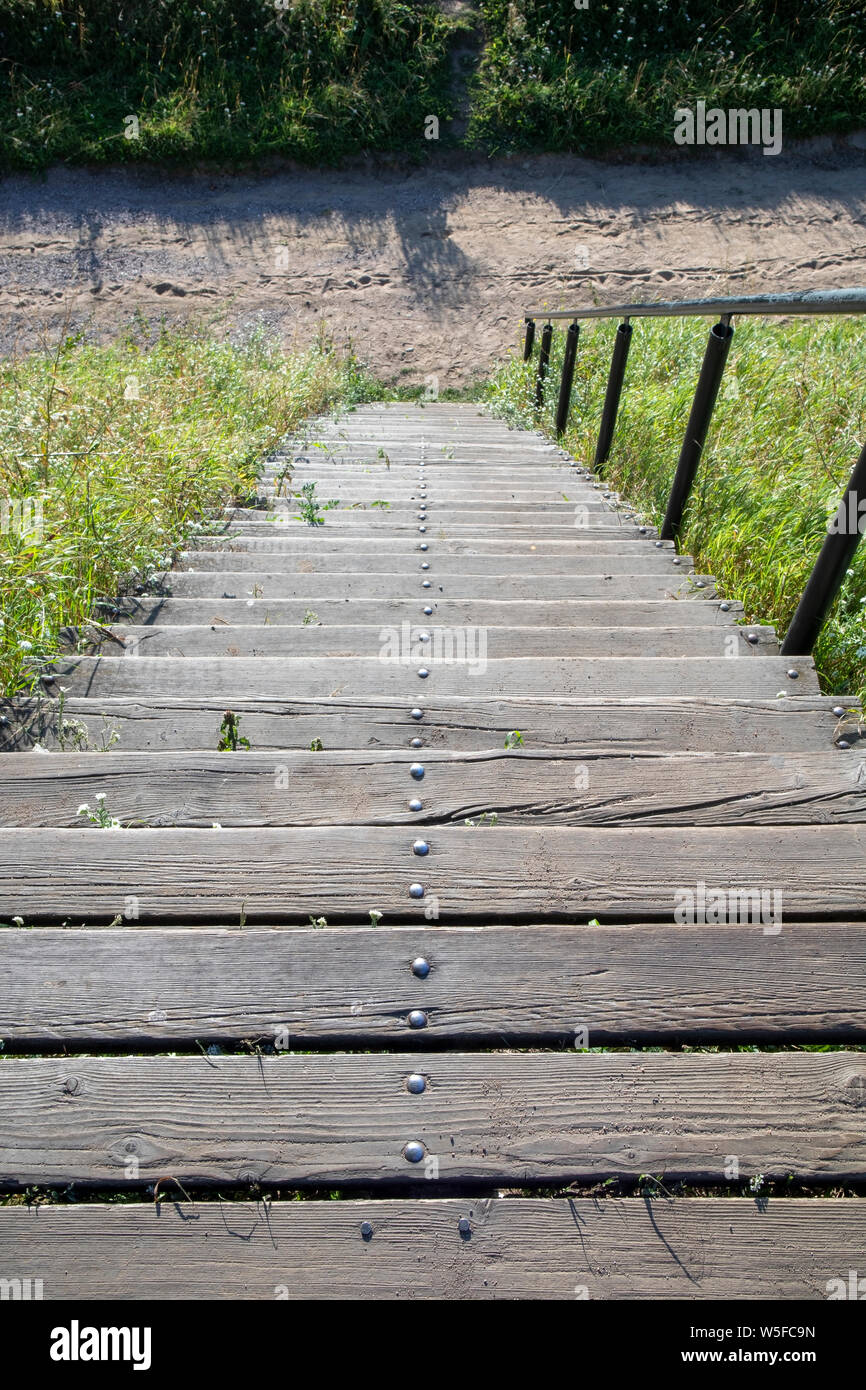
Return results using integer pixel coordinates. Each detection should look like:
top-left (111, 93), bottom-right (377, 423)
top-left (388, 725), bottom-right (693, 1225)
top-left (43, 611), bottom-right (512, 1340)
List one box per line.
top-left (1, 147), bottom-right (865, 385)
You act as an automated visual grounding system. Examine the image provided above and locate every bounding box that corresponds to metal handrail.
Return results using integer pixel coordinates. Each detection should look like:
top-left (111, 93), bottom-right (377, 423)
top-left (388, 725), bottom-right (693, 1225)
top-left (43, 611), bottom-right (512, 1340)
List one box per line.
top-left (525, 289), bottom-right (866, 321)
top-left (522, 289), bottom-right (866, 658)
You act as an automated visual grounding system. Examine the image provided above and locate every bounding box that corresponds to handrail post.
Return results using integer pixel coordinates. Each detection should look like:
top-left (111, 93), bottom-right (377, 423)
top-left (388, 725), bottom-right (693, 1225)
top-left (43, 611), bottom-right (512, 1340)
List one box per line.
top-left (660, 317), bottom-right (734, 541)
top-left (781, 439), bottom-right (866, 656)
top-left (534, 321), bottom-right (553, 412)
top-left (593, 318), bottom-right (633, 472)
top-left (523, 319), bottom-right (536, 361)
top-left (554, 321), bottom-right (580, 434)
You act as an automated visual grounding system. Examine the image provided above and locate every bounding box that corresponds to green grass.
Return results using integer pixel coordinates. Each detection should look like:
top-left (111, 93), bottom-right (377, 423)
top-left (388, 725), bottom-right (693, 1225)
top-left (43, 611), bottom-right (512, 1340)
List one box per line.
top-left (0, 0), bottom-right (459, 171)
top-left (0, 318), bottom-right (377, 694)
top-left (486, 314), bottom-right (866, 698)
top-left (1, 0), bottom-right (863, 170)
top-left (469, 0), bottom-right (866, 155)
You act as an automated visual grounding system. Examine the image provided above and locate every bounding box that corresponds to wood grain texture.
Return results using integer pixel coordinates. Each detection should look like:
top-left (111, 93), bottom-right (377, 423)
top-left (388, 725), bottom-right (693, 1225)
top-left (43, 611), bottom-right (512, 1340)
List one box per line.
top-left (1, 748), bottom-right (860, 827)
top-left (2, 823), bottom-right (864, 922)
top-left (0, 1195), bottom-right (864, 1299)
top-left (2, 1052), bottom-right (865, 1187)
top-left (79, 624), bottom-right (777, 660)
top-left (89, 597), bottom-right (741, 627)
top-left (3, 923), bottom-right (864, 1044)
top-left (177, 552), bottom-right (688, 576)
top-left (158, 574), bottom-right (717, 602)
top-left (50, 654), bottom-right (815, 699)
top-left (1, 694), bottom-right (852, 754)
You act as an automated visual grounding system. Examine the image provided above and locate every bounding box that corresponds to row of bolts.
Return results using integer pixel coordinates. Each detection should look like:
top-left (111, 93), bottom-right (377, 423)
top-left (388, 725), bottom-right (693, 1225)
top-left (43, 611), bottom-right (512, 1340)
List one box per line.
top-left (403, 440), bottom-right (434, 1169)
top-left (395, 437), bottom-right (842, 1173)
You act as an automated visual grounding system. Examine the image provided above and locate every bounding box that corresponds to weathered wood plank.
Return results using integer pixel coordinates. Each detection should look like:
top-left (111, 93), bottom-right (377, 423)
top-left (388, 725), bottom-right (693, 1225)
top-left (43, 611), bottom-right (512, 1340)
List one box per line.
top-left (192, 536), bottom-right (668, 556)
top-left (2, 823), bottom-right (863, 922)
top-left (2, 694), bottom-right (852, 754)
top-left (50, 654), bottom-right (815, 699)
top-left (3, 923), bottom-right (864, 1044)
top-left (78, 624), bottom-right (777, 660)
top-left (2, 1053), bottom-right (865, 1187)
top-left (155, 572), bottom-right (714, 601)
top-left (1, 748), bottom-right (859, 828)
top-left (90, 597), bottom-right (738, 627)
top-left (178, 552), bottom-right (688, 576)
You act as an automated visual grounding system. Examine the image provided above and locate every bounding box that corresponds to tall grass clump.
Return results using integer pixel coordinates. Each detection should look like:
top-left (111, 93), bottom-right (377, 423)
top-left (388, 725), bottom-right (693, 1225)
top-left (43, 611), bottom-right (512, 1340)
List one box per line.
top-left (0, 0), bottom-right (459, 171)
top-left (469, 0), bottom-right (866, 154)
top-left (486, 315), bottom-right (866, 697)
top-left (0, 318), bottom-right (377, 692)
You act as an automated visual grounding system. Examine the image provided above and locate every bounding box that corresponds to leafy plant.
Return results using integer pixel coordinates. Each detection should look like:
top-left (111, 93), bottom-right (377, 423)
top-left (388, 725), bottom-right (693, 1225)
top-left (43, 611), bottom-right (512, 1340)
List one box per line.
top-left (218, 710), bottom-right (250, 751)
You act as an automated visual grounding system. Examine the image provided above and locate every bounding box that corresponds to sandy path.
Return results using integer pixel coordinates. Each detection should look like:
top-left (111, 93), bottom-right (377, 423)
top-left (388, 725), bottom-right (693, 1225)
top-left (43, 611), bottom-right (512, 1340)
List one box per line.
top-left (1, 148), bottom-right (865, 385)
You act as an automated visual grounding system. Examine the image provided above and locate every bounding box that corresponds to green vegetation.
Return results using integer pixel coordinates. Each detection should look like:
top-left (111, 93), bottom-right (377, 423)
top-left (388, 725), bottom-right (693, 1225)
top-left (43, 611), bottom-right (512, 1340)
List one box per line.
top-left (0, 320), bottom-right (376, 693)
top-left (1, 0), bottom-right (863, 170)
top-left (469, 0), bottom-right (866, 155)
top-left (0, 0), bottom-right (458, 171)
top-left (486, 315), bottom-right (866, 697)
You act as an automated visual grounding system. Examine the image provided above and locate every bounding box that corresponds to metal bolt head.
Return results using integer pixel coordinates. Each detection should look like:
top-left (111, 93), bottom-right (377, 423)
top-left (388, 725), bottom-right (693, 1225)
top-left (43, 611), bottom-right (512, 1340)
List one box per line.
top-left (419, 632), bottom-right (430, 642)
top-left (423, 605), bottom-right (433, 615)
top-left (420, 543), bottom-right (428, 551)
top-left (694, 580), bottom-right (705, 589)
top-left (418, 668), bottom-right (429, 678)
top-left (421, 562), bottom-right (430, 570)
top-left (746, 632), bottom-right (759, 644)
top-left (419, 526), bottom-right (427, 533)
top-left (672, 557), bottom-right (681, 566)
top-left (409, 798), bottom-right (423, 811)
top-left (720, 601), bottom-right (730, 611)
top-left (411, 708), bottom-right (424, 720)
top-left (411, 737), bottom-right (423, 748)
top-left (787, 668), bottom-right (799, 680)
top-left (655, 540), bottom-right (663, 548)
top-left (407, 1008), bottom-right (427, 1027)
top-left (406, 1073), bottom-right (426, 1094)
top-left (404, 1141), bottom-right (425, 1162)
top-left (838, 740), bottom-right (851, 749)
top-left (360, 1221), bottom-right (373, 1239)
top-left (832, 706), bottom-right (846, 717)
top-left (639, 526), bottom-right (647, 535)
top-left (411, 956), bottom-right (430, 978)
top-left (410, 763), bottom-right (425, 779)
top-left (422, 580), bottom-right (432, 588)
top-left (409, 884), bottom-right (425, 900)
top-left (413, 839), bottom-right (429, 856)
top-left (458, 1217), bottom-right (471, 1235)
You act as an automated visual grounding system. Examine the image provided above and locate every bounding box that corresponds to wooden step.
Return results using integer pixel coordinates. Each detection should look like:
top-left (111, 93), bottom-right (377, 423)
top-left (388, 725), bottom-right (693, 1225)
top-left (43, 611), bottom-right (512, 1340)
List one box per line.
top-left (149, 573), bottom-right (716, 601)
top-left (1, 748), bottom-right (857, 828)
top-left (3, 694), bottom-right (851, 754)
top-left (90, 597), bottom-right (736, 627)
top-left (48, 654), bottom-right (817, 699)
top-left (0, 1198), bottom-right (863, 1299)
top-left (78, 625), bottom-right (777, 660)
top-left (178, 551), bottom-right (691, 576)
top-left (3, 923), bottom-right (863, 1045)
top-left (2, 1052), bottom-right (864, 1188)
top-left (2, 823), bottom-right (863, 922)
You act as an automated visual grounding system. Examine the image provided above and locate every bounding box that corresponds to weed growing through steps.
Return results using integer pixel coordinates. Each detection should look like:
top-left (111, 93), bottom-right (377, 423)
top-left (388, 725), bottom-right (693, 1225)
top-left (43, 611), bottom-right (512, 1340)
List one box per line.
top-left (292, 482), bottom-right (340, 527)
top-left (217, 711), bottom-right (250, 751)
top-left (0, 321), bottom-right (378, 694)
top-left (487, 315), bottom-right (866, 698)
top-left (77, 793), bottom-right (121, 829)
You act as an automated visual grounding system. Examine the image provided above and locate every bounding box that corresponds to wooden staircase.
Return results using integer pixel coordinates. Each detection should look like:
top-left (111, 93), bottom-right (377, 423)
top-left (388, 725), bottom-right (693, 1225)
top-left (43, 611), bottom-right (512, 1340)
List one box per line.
top-left (0, 402), bottom-right (864, 1299)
